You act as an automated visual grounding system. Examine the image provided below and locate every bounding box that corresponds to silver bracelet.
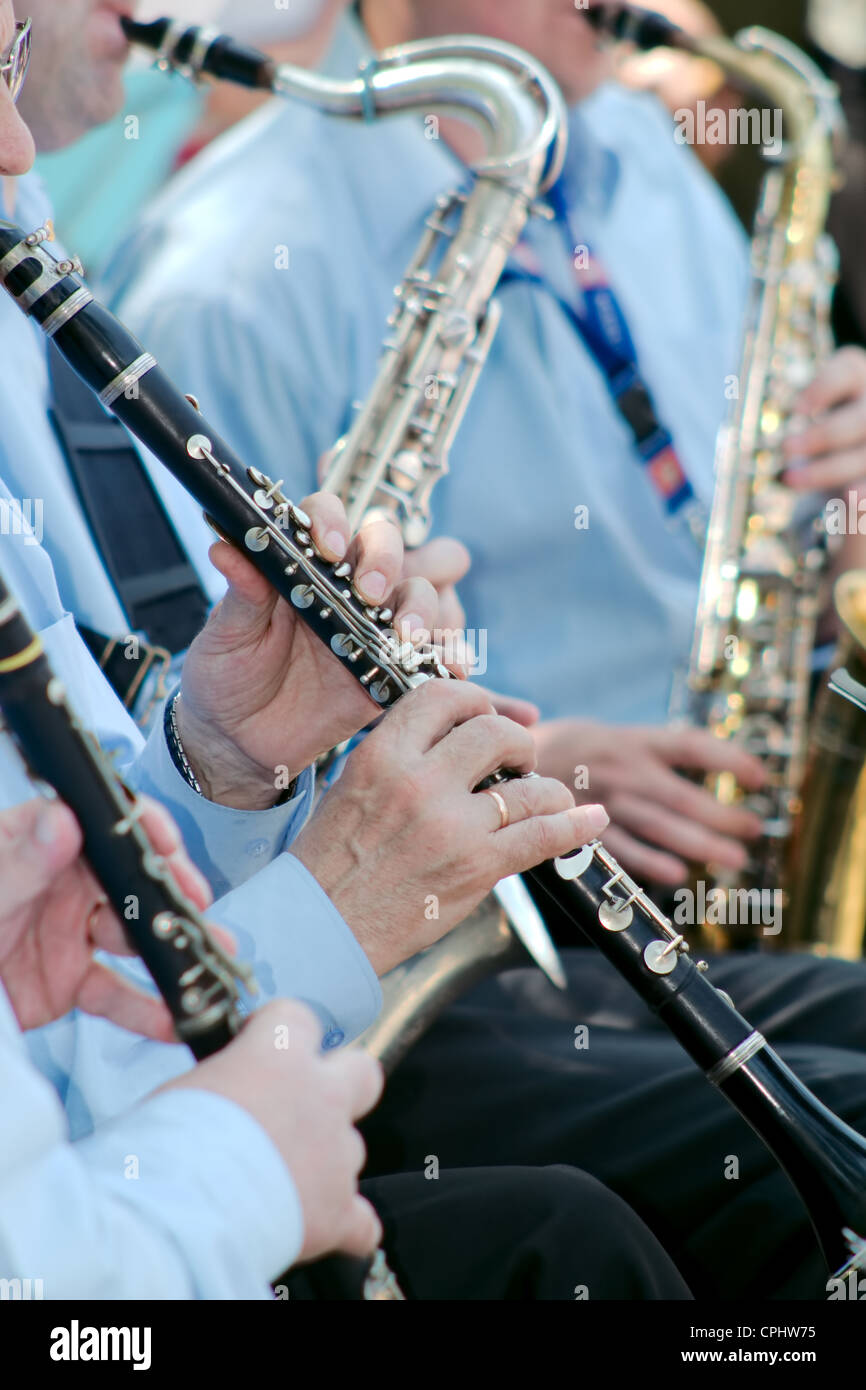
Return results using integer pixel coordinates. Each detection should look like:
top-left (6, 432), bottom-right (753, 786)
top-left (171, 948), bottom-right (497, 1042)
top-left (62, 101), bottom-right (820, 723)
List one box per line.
top-left (165, 689), bottom-right (203, 796)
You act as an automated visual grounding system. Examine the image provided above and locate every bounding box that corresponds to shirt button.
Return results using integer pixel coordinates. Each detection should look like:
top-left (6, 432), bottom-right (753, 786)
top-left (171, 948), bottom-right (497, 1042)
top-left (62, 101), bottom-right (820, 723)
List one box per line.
top-left (247, 839), bottom-right (269, 858)
top-left (322, 1028), bottom-right (345, 1050)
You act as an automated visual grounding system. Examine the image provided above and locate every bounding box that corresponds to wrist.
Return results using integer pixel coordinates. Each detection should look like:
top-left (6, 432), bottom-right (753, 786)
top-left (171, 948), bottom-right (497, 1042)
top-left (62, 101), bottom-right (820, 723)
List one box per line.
top-left (172, 693), bottom-right (297, 811)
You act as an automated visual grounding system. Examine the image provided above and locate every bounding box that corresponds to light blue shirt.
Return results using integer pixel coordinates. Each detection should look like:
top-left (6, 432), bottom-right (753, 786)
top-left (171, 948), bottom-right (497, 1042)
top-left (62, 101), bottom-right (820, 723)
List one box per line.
top-left (0, 978), bottom-right (303, 1298)
top-left (104, 12), bottom-right (751, 729)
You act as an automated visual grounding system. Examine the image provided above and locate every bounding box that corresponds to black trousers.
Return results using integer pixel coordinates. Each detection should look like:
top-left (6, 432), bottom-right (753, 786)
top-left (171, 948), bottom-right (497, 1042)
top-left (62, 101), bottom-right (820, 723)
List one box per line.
top-left (361, 950), bottom-right (866, 1300)
top-left (361, 1165), bottom-right (692, 1299)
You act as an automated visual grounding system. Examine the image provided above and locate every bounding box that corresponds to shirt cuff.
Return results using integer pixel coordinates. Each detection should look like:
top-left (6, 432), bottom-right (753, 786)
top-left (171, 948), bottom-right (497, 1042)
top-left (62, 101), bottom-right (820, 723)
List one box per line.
top-left (212, 853), bottom-right (383, 1044)
top-left (78, 1087), bottom-right (305, 1290)
top-left (127, 703), bottom-right (316, 896)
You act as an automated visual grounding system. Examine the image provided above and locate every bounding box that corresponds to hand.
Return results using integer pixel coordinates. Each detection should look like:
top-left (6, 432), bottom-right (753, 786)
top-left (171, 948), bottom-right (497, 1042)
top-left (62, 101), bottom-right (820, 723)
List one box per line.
top-left (0, 796), bottom-right (211, 1034)
top-left (178, 493), bottom-right (447, 810)
top-left (783, 346), bottom-right (866, 615)
top-left (784, 346), bottom-right (866, 496)
top-left (292, 681), bottom-right (609, 975)
top-left (400, 535), bottom-right (470, 634)
top-left (532, 719), bottom-right (766, 886)
top-left (163, 1000), bottom-right (384, 1263)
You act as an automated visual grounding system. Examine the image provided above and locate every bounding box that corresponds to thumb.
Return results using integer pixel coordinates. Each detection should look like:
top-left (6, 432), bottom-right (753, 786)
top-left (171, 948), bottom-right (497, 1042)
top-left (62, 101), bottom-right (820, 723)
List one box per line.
top-left (206, 540), bottom-right (279, 641)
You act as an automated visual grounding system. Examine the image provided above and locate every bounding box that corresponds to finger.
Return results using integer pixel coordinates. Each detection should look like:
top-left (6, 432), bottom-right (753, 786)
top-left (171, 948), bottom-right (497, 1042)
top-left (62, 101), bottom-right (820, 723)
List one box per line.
top-left (76, 962), bottom-right (176, 1042)
top-left (495, 803), bottom-right (610, 875)
top-left (783, 398), bottom-right (866, 463)
top-left (0, 800), bottom-right (82, 914)
top-left (475, 775), bottom-right (574, 832)
top-left (330, 1050), bottom-right (385, 1121)
top-left (784, 448), bottom-right (866, 493)
top-left (438, 713), bottom-right (537, 785)
top-left (377, 677), bottom-right (496, 750)
top-left (650, 727), bottom-right (766, 789)
top-left (296, 490), bottom-right (350, 563)
top-left (207, 541), bottom-right (278, 629)
top-left (609, 793), bottom-right (750, 872)
top-left (388, 576), bottom-right (439, 644)
top-left (476, 687), bottom-right (541, 727)
top-left (135, 799), bottom-right (213, 910)
top-left (629, 762), bottom-right (765, 839)
top-left (208, 539), bottom-right (274, 605)
top-left (400, 536), bottom-right (471, 590)
top-left (436, 584), bottom-right (467, 636)
top-left (347, 515), bottom-right (404, 606)
top-left (600, 823), bottom-right (688, 886)
top-left (334, 1196), bottom-right (383, 1259)
top-left (793, 346), bottom-right (866, 419)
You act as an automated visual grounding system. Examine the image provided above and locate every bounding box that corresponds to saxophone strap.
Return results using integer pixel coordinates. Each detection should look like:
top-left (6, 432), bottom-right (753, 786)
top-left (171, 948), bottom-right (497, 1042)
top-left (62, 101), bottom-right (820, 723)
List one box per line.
top-left (47, 342), bottom-right (209, 662)
top-left (503, 177), bottom-right (707, 548)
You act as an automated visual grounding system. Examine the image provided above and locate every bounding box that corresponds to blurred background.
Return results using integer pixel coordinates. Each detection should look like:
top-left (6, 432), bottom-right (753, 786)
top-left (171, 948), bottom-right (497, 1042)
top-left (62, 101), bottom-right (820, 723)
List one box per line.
top-left (32, 0), bottom-right (865, 343)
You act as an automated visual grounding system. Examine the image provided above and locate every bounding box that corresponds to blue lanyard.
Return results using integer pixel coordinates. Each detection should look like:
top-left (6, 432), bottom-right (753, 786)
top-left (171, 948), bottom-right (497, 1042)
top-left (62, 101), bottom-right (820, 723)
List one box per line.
top-left (500, 178), bottom-right (706, 541)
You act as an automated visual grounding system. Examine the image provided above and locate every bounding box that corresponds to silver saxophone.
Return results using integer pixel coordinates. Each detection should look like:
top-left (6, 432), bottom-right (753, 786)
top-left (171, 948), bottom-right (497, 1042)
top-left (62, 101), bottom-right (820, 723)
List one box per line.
top-left (121, 13), bottom-right (571, 1057)
top-left (123, 18), bottom-right (565, 551)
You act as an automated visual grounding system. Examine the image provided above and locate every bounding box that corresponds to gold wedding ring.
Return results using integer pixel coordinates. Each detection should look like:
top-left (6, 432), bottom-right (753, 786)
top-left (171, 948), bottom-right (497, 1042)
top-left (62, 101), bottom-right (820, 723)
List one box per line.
top-left (484, 788), bottom-right (510, 830)
top-left (86, 895), bottom-right (109, 934)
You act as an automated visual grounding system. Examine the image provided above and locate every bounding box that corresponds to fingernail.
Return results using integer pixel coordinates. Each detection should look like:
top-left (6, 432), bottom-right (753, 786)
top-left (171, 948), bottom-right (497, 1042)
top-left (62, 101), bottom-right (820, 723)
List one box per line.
top-left (398, 614), bottom-right (425, 642)
top-left (358, 570), bottom-right (386, 602)
top-left (35, 802), bottom-right (61, 845)
top-left (787, 414), bottom-right (808, 437)
top-left (323, 530), bottom-right (347, 560)
top-left (579, 804), bottom-right (609, 834)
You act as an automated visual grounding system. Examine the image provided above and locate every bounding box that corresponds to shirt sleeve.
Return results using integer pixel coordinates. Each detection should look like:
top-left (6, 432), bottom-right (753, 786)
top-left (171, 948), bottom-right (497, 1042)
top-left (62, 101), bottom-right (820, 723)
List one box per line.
top-left (127, 701), bottom-right (317, 895)
top-left (0, 984), bottom-right (302, 1298)
top-left (27, 849), bottom-right (383, 1141)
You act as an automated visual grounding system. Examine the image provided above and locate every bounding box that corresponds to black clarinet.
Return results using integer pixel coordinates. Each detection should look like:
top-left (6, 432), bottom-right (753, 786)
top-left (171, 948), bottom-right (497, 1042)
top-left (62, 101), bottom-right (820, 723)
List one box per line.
top-left (2, 222), bottom-right (865, 1287)
top-left (0, 575), bottom-right (251, 1057)
top-left (119, 15), bottom-right (279, 88)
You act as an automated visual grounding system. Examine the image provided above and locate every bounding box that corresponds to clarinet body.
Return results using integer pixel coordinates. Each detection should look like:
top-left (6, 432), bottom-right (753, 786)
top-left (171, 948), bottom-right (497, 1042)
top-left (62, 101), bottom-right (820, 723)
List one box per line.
top-left (0, 577), bottom-right (251, 1060)
top-left (2, 226), bottom-right (866, 1287)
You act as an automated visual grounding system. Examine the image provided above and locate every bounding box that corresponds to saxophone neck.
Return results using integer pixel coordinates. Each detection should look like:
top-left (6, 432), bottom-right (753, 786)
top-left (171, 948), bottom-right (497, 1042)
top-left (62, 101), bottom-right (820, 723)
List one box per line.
top-left (586, 6), bottom-right (843, 165)
top-left (272, 35), bottom-right (567, 193)
top-left (121, 16), bottom-right (566, 195)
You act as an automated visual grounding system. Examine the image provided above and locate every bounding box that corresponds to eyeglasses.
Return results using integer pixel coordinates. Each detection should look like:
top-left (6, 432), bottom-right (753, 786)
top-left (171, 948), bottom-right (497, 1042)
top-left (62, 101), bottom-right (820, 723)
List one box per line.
top-left (0, 18), bottom-right (31, 106)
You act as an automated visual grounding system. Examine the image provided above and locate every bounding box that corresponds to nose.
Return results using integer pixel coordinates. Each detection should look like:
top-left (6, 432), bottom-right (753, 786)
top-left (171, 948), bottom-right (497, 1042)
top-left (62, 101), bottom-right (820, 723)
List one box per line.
top-left (0, 85), bottom-right (35, 176)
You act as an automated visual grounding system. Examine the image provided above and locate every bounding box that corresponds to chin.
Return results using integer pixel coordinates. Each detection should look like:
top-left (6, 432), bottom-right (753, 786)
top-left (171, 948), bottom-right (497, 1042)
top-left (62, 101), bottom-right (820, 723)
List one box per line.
top-left (87, 67), bottom-right (127, 128)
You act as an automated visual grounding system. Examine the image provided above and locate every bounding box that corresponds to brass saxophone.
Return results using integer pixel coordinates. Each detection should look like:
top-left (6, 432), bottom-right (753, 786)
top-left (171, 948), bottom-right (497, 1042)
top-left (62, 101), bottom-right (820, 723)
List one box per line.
top-left (596, 12), bottom-right (844, 949)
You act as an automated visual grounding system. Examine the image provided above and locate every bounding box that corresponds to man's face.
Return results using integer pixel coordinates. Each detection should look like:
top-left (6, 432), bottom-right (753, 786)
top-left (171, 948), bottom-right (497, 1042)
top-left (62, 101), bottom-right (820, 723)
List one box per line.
top-left (0, 1), bottom-right (35, 179)
top-left (404, 0), bottom-right (608, 101)
top-left (17, 0), bottom-right (133, 152)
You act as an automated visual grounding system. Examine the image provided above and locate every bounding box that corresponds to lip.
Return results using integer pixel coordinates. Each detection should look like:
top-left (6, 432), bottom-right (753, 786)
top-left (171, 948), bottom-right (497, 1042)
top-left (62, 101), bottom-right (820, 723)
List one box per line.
top-left (88, 4), bottom-right (135, 60)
